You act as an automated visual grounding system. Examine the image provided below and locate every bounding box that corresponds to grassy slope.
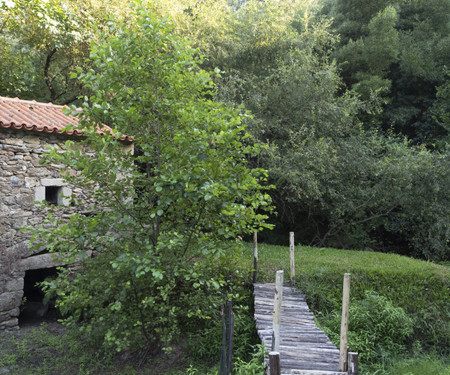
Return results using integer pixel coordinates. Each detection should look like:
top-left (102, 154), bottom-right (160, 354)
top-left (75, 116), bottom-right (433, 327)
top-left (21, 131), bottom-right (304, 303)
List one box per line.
top-left (240, 242), bottom-right (449, 373)
top-left (243, 242), bottom-right (448, 306)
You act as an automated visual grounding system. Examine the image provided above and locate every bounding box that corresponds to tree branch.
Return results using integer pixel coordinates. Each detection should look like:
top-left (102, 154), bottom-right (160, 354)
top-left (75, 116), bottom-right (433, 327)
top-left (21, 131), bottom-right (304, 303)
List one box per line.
top-left (44, 47), bottom-right (58, 101)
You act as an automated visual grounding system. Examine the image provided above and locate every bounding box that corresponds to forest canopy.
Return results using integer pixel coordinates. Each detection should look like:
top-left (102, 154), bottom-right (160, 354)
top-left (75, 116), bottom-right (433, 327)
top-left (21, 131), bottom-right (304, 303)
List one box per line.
top-left (3, 0), bottom-right (448, 261)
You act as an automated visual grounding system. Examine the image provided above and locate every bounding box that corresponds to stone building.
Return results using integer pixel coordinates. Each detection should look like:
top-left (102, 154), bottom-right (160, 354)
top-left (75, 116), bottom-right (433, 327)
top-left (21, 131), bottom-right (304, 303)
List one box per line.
top-left (0, 96), bottom-right (132, 330)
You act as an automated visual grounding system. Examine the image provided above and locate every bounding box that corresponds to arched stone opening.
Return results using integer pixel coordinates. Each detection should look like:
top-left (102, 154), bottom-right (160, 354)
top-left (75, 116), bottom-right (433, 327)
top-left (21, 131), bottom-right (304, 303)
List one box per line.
top-left (19, 267), bottom-right (60, 326)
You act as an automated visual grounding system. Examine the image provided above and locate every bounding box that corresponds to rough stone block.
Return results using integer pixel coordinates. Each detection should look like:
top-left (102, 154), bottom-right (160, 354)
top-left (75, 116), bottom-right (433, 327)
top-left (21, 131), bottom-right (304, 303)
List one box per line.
top-left (23, 135), bottom-right (41, 145)
top-left (0, 292), bottom-right (23, 312)
top-left (8, 243), bottom-right (32, 259)
top-left (0, 225), bottom-right (8, 236)
top-left (5, 278), bottom-right (23, 292)
top-left (0, 318), bottom-right (18, 329)
top-left (40, 178), bottom-right (65, 187)
top-left (0, 308), bottom-right (19, 321)
top-left (19, 253), bottom-right (66, 271)
top-left (34, 186), bottom-right (45, 202)
top-left (0, 170), bottom-right (13, 177)
top-left (9, 176), bottom-right (23, 187)
top-left (5, 138), bottom-right (23, 146)
top-left (4, 196), bottom-right (15, 204)
top-left (25, 177), bottom-right (38, 188)
top-left (60, 186), bottom-right (72, 206)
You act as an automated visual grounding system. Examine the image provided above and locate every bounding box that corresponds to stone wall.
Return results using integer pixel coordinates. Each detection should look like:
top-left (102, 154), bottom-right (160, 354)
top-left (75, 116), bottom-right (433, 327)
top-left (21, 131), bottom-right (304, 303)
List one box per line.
top-left (0, 128), bottom-right (90, 330)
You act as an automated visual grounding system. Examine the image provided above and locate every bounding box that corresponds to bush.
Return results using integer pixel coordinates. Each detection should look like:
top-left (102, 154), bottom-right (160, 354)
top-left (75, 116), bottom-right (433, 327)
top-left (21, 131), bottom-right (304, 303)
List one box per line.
top-left (321, 290), bottom-right (413, 364)
top-left (175, 344), bottom-right (266, 375)
top-left (186, 290), bottom-right (259, 362)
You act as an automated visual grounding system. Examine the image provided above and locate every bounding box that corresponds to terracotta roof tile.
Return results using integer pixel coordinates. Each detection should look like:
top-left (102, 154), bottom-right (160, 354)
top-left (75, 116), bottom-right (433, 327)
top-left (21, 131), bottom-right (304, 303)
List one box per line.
top-left (0, 96), bottom-right (132, 142)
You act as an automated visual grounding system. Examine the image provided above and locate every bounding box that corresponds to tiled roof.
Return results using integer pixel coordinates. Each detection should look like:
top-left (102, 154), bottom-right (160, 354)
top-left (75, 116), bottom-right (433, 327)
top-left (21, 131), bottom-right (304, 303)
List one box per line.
top-left (0, 96), bottom-right (132, 142)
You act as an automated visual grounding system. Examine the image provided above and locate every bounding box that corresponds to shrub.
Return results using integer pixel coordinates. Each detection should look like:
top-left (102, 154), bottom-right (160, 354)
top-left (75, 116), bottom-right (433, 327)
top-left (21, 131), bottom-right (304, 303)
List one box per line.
top-left (321, 291), bottom-right (413, 364)
top-left (186, 290), bottom-right (260, 362)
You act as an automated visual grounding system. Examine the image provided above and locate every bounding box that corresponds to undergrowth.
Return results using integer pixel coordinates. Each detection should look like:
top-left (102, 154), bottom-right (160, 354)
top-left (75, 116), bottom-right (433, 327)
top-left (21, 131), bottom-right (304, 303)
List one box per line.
top-left (1, 243), bottom-right (447, 374)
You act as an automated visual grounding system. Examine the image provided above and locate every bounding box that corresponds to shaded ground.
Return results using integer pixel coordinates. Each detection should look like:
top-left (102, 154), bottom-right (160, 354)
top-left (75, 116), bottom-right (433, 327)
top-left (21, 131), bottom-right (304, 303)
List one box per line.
top-left (0, 320), bottom-right (193, 375)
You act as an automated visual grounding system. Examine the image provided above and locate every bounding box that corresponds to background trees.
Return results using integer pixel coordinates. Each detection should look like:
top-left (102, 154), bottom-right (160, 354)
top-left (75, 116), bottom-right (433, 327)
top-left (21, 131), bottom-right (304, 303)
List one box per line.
top-left (325, 0), bottom-right (450, 146)
top-left (16, 0), bottom-right (449, 268)
top-left (175, 0), bottom-right (448, 260)
top-left (0, 0), bottom-right (130, 103)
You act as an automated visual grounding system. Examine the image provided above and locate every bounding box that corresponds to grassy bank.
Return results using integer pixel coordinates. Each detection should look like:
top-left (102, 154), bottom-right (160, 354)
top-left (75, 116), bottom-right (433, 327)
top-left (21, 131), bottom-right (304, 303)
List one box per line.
top-left (241, 242), bottom-right (449, 374)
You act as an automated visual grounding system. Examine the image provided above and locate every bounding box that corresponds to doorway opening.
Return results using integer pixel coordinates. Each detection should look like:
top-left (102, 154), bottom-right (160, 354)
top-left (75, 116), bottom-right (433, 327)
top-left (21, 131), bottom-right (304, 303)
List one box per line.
top-left (19, 267), bottom-right (60, 326)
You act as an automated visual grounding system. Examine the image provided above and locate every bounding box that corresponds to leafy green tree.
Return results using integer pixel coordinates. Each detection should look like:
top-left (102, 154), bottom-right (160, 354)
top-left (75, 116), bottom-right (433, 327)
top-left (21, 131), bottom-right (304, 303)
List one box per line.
top-left (31, 5), bottom-right (272, 352)
top-left (334, 6), bottom-right (400, 99)
top-left (0, 0), bottom-right (132, 104)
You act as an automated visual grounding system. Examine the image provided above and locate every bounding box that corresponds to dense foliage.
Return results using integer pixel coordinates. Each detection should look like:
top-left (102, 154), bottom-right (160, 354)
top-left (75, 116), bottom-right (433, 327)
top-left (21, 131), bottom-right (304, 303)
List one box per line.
top-left (30, 5), bottom-right (272, 352)
top-left (323, 0), bottom-right (450, 147)
top-left (322, 291), bottom-right (414, 364)
top-left (4, 0), bottom-right (448, 260)
top-left (0, 0), bottom-right (134, 104)
top-left (186, 0), bottom-right (448, 260)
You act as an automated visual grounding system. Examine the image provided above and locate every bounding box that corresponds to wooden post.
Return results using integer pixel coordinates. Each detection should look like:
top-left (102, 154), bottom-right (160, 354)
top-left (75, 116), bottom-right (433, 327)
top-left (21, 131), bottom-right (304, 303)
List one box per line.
top-left (348, 351), bottom-right (359, 375)
top-left (339, 273), bottom-right (351, 371)
top-left (289, 232), bottom-right (295, 283)
top-left (219, 304), bottom-right (227, 375)
top-left (227, 300), bottom-right (234, 375)
top-left (253, 231), bottom-right (258, 284)
top-left (269, 351), bottom-right (281, 375)
top-left (219, 300), bottom-right (234, 375)
top-left (272, 270), bottom-right (284, 352)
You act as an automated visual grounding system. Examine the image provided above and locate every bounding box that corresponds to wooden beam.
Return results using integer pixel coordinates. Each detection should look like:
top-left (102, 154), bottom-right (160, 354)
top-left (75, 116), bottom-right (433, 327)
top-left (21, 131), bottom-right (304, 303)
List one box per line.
top-left (269, 351), bottom-right (281, 375)
top-left (348, 352), bottom-right (359, 375)
top-left (253, 231), bottom-right (258, 284)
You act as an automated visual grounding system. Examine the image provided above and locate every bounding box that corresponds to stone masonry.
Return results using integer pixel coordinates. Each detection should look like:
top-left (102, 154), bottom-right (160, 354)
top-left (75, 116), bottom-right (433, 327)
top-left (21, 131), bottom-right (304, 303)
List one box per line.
top-left (0, 129), bottom-right (89, 330)
top-left (0, 97), bottom-right (133, 330)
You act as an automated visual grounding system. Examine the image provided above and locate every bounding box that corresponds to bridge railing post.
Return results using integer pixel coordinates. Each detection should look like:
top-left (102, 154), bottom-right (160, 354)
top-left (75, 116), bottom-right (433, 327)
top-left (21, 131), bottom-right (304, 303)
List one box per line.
top-left (272, 270), bottom-right (284, 352)
top-left (289, 232), bottom-right (295, 284)
top-left (269, 351), bottom-right (281, 375)
top-left (253, 231), bottom-right (258, 284)
top-left (348, 351), bottom-right (359, 375)
top-left (339, 273), bottom-right (351, 371)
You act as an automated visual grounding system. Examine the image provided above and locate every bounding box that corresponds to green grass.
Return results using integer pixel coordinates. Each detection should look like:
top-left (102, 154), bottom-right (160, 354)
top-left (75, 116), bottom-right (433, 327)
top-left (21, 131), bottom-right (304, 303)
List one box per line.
top-left (0, 323), bottom-right (195, 375)
top-left (0, 325), bottom-right (114, 375)
top-left (387, 353), bottom-right (450, 375)
top-left (242, 243), bottom-right (448, 313)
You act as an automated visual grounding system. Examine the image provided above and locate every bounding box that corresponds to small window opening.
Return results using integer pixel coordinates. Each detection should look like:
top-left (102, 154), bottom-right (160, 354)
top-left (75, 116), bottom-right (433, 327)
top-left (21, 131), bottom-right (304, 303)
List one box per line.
top-left (19, 267), bottom-right (61, 326)
top-left (45, 186), bottom-right (60, 205)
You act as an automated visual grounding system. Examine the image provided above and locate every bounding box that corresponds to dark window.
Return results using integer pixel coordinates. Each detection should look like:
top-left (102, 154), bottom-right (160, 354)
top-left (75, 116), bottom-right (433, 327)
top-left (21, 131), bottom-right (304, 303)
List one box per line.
top-left (45, 186), bottom-right (60, 205)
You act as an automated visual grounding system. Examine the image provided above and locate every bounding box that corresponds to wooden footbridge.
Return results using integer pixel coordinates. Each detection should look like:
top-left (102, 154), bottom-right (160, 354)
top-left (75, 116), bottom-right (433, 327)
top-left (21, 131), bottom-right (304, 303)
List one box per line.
top-left (251, 233), bottom-right (358, 375)
top-left (254, 281), bottom-right (357, 374)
